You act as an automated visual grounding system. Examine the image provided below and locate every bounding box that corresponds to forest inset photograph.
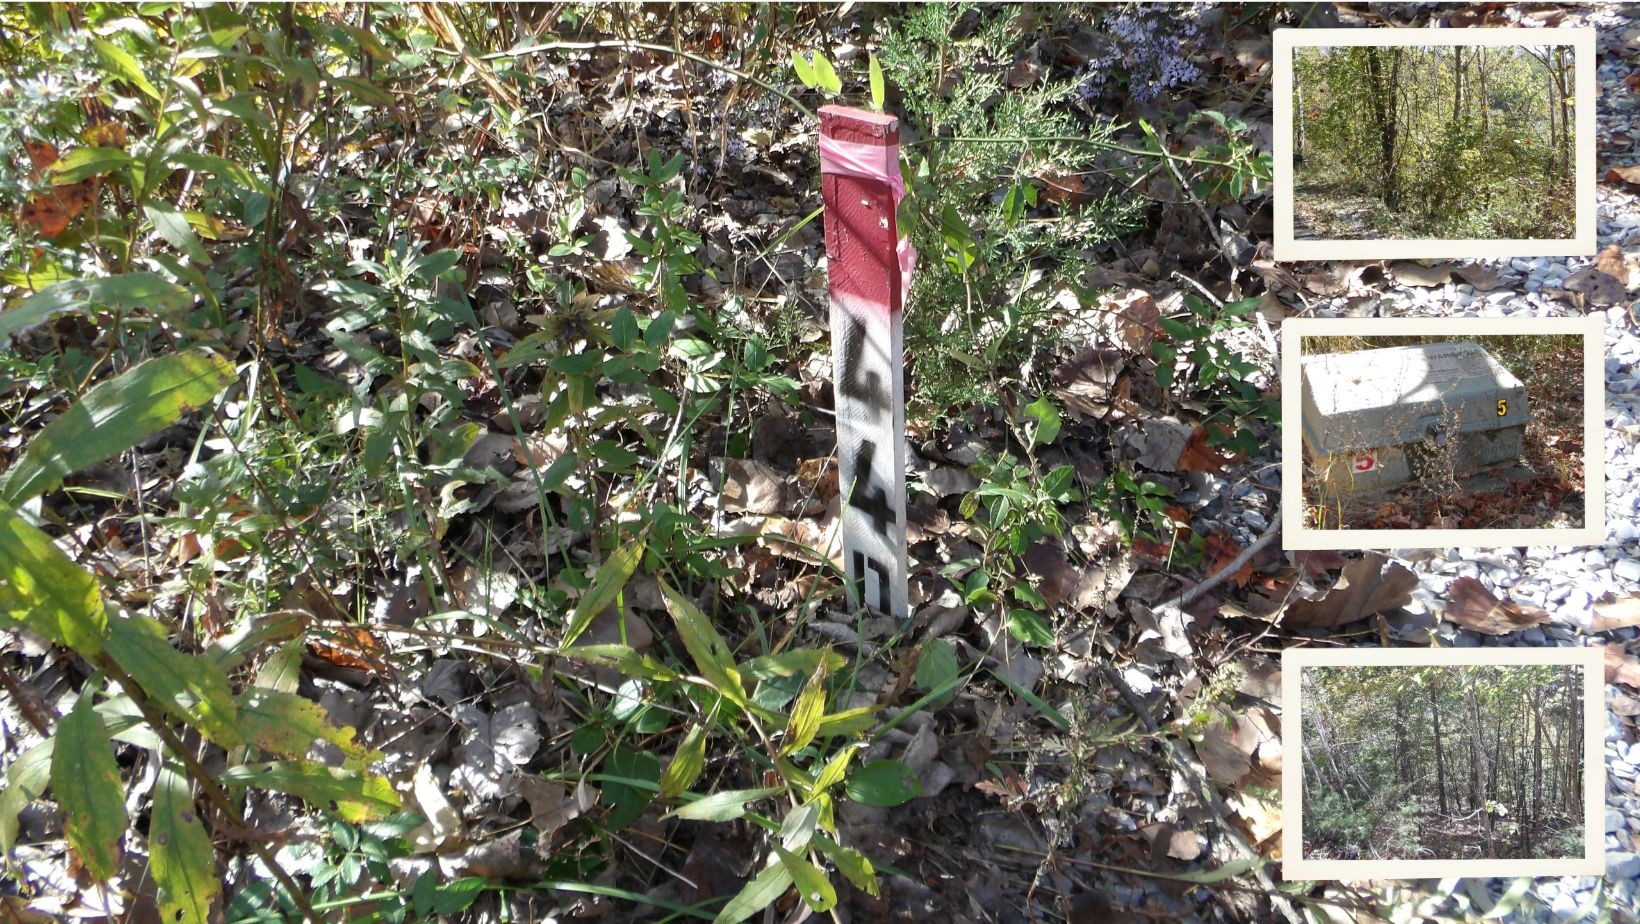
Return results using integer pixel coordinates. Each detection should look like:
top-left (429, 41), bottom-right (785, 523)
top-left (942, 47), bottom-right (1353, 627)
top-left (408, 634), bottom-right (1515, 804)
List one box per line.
top-left (1300, 664), bottom-right (1586, 863)
top-left (1291, 40), bottom-right (1577, 242)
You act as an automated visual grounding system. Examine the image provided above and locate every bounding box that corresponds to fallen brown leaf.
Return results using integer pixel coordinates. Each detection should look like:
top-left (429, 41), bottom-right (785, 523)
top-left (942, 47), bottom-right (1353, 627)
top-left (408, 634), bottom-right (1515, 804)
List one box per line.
top-left (1202, 529), bottom-right (1254, 589)
top-left (1023, 541), bottom-right (1132, 613)
top-left (1606, 164), bottom-right (1640, 189)
top-left (1443, 577), bottom-right (1552, 636)
top-left (1099, 289), bottom-right (1160, 354)
top-left (1390, 261), bottom-right (1451, 288)
top-left (1596, 243), bottom-right (1628, 285)
top-left (1228, 789), bottom-right (1282, 851)
top-left (307, 624), bottom-right (389, 674)
top-left (715, 457), bottom-right (787, 515)
top-left (1561, 264), bottom-right (1627, 307)
top-left (1293, 550), bottom-right (1348, 577)
top-left (1190, 704), bottom-right (1278, 787)
top-left (1593, 596), bottom-right (1640, 632)
top-left (1139, 822), bottom-right (1203, 862)
top-left (1606, 646), bottom-right (1640, 688)
top-left (1453, 263), bottom-right (1507, 291)
top-left (1177, 425), bottom-right (1230, 474)
top-left (1282, 553), bottom-right (1417, 628)
top-left (1052, 348), bottom-right (1136, 422)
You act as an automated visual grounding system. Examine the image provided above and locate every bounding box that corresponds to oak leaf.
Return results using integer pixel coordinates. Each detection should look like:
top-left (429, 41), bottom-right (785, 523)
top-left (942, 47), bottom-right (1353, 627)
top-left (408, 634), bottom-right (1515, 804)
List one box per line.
top-left (1606, 164), bottom-right (1640, 189)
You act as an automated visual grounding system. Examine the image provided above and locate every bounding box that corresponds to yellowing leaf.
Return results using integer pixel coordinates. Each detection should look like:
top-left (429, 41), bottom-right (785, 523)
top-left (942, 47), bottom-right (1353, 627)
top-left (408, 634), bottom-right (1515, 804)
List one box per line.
top-left (0, 500), bottom-right (107, 654)
top-left (53, 692), bottom-right (126, 882)
top-left (0, 739), bottom-right (53, 859)
top-left (790, 50), bottom-right (818, 89)
top-left (664, 786), bottom-right (783, 823)
top-left (781, 662), bottom-right (828, 756)
top-left (660, 723), bottom-right (707, 799)
top-left (814, 705), bottom-right (880, 739)
top-left (811, 742), bottom-right (863, 796)
top-left (151, 763), bottom-right (219, 924)
top-left (813, 835), bottom-right (878, 897)
top-left (659, 578), bottom-right (751, 711)
top-left (560, 534), bottom-right (646, 646)
top-left (812, 54), bottom-right (841, 96)
top-left (868, 53), bottom-right (886, 111)
top-left (559, 643), bottom-right (679, 682)
top-left (0, 349), bottom-right (235, 504)
top-left (106, 615), bottom-right (241, 747)
top-left (774, 845), bottom-right (837, 912)
top-left (235, 688), bottom-right (374, 764)
top-left (221, 760), bottom-right (399, 823)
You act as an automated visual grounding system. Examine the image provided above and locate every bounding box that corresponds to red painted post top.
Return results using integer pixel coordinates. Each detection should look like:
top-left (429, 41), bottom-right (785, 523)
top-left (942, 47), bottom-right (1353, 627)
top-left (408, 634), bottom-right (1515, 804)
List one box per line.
top-left (819, 104), bottom-right (899, 148)
top-left (820, 105), bottom-right (903, 316)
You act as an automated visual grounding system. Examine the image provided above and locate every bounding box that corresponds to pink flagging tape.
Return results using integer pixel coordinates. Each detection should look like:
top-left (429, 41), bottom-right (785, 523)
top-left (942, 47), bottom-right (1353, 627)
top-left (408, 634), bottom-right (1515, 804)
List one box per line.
top-left (818, 134), bottom-right (917, 303)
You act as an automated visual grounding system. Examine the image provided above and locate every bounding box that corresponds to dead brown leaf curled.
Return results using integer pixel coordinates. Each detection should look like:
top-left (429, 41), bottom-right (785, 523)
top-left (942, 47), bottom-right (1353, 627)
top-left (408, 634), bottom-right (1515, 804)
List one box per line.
top-left (1281, 553), bottom-right (1417, 629)
top-left (1443, 577), bottom-right (1552, 636)
top-left (1607, 646), bottom-right (1640, 688)
top-left (1592, 596), bottom-right (1640, 632)
top-left (1189, 703), bottom-right (1279, 788)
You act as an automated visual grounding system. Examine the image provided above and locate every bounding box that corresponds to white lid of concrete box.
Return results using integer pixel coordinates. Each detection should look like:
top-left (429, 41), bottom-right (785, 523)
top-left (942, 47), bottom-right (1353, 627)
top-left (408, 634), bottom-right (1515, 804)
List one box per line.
top-left (1300, 341), bottom-right (1529, 457)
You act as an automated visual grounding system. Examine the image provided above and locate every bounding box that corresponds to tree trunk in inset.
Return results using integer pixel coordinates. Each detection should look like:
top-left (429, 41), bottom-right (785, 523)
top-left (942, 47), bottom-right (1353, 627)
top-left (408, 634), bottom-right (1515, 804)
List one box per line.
top-left (1429, 677), bottom-right (1448, 815)
top-left (1479, 47), bottom-right (1490, 134)
top-left (1555, 46), bottom-right (1572, 179)
top-left (1530, 686), bottom-right (1543, 854)
top-left (1364, 46), bottom-right (1402, 210)
top-left (1296, 83), bottom-right (1305, 165)
top-left (1394, 689), bottom-right (1409, 785)
top-left (1467, 678), bottom-right (1495, 858)
top-left (1452, 46), bottom-right (1465, 126)
top-left (1565, 676), bottom-right (1579, 818)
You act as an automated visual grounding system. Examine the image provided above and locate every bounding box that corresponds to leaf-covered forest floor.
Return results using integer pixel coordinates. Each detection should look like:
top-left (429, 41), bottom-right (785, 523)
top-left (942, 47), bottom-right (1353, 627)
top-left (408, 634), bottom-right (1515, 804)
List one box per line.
top-left (1293, 183), bottom-right (1383, 240)
top-left (1307, 806), bottom-right (1586, 863)
top-left (4, 3), bottom-right (1640, 924)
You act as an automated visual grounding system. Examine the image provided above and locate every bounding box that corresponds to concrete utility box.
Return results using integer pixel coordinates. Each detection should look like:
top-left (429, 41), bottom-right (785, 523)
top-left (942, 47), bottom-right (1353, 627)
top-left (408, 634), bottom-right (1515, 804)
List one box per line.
top-left (1301, 342), bottom-right (1530, 495)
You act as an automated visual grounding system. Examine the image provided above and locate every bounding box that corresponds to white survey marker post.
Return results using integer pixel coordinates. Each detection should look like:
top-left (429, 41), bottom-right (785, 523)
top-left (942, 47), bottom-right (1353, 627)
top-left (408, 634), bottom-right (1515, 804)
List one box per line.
top-left (819, 104), bottom-right (913, 621)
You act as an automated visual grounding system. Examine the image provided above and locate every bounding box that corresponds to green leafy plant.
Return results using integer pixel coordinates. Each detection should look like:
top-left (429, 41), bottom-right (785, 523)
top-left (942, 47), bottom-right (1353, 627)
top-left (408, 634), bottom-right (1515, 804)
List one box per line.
top-left (557, 580), bottom-right (910, 922)
top-left (1152, 293), bottom-right (1277, 459)
top-left (0, 348), bottom-right (397, 923)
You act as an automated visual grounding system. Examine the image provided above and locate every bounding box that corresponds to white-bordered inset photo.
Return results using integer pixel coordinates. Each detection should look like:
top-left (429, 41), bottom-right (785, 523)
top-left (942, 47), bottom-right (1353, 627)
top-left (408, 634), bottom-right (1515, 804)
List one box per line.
top-left (1273, 28), bottom-right (1596, 262)
top-left (1282, 646), bottom-right (1605, 880)
top-left (1281, 316), bottom-right (1605, 550)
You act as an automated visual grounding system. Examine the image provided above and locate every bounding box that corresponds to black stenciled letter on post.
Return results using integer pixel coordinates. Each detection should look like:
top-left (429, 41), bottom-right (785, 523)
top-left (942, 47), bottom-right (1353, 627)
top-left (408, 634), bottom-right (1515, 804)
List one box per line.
top-left (847, 439), bottom-right (896, 536)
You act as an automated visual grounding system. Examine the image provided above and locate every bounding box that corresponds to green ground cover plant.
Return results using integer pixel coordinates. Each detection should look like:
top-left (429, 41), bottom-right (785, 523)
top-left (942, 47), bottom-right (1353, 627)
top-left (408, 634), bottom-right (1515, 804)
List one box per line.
top-left (5, 3), bottom-right (1603, 923)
